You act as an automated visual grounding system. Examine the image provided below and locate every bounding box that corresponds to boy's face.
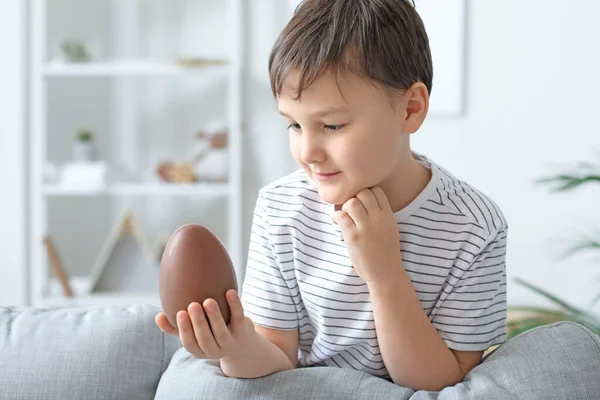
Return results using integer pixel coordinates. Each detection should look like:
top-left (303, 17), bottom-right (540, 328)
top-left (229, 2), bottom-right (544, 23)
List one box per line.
top-left (277, 69), bottom-right (414, 206)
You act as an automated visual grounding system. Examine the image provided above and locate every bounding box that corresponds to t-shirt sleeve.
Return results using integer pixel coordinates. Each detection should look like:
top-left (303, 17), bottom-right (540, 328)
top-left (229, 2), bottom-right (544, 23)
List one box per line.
top-left (240, 193), bottom-right (299, 331)
top-left (431, 226), bottom-right (508, 351)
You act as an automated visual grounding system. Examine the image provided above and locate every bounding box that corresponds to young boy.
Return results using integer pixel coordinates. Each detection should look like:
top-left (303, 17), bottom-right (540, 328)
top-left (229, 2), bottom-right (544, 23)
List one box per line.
top-left (156, 0), bottom-right (508, 391)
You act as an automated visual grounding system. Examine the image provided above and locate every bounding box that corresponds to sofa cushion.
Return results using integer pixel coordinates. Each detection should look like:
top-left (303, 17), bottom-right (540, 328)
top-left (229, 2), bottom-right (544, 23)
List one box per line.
top-left (155, 321), bottom-right (600, 399)
top-left (421, 321), bottom-right (600, 400)
top-left (156, 351), bottom-right (415, 400)
top-left (0, 303), bottom-right (180, 400)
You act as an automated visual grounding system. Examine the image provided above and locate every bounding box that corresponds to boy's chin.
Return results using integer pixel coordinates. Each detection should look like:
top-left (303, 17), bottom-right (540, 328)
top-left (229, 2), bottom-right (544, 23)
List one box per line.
top-left (316, 188), bottom-right (354, 207)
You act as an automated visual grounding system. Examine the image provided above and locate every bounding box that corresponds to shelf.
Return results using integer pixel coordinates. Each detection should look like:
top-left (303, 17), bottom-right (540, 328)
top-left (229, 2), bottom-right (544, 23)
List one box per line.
top-left (42, 59), bottom-right (229, 77)
top-left (40, 292), bottom-right (161, 308)
top-left (30, 0), bottom-right (246, 311)
top-left (43, 182), bottom-right (232, 197)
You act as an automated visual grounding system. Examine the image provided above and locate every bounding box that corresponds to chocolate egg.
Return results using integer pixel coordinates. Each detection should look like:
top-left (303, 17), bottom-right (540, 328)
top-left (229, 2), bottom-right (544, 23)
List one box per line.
top-left (159, 224), bottom-right (238, 328)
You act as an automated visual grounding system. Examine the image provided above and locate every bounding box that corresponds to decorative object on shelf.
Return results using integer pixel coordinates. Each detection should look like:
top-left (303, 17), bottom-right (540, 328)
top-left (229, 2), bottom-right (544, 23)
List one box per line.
top-left (154, 234), bottom-right (170, 264)
top-left (155, 121), bottom-right (229, 184)
top-left (43, 235), bottom-right (74, 297)
top-left (191, 121), bottom-right (229, 182)
top-left (72, 129), bottom-right (97, 162)
top-left (175, 57), bottom-right (228, 68)
top-left (44, 211), bottom-right (174, 303)
top-left (87, 210), bottom-right (162, 294)
top-left (58, 161), bottom-right (108, 190)
top-left (59, 40), bottom-right (91, 62)
top-left (156, 161), bottom-right (197, 183)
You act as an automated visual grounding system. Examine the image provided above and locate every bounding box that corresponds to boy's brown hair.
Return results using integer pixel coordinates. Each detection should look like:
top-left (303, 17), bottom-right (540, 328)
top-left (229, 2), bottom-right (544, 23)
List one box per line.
top-left (269, 0), bottom-right (433, 100)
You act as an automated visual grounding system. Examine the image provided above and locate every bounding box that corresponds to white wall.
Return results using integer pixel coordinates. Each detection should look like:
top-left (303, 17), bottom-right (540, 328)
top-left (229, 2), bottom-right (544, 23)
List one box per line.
top-left (1, 0), bottom-right (599, 310)
top-left (0, 1), bottom-right (28, 306)
top-left (412, 0), bottom-right (600, 311)
top-left (241, 0), bottom-right (298, 235)
top-left (241, 0), bottom-right (600, 313)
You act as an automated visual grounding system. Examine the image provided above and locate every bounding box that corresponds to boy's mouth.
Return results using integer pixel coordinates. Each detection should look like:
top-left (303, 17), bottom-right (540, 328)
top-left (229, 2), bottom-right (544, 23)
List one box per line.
top-left (313, 171), bottom-right (341, 181)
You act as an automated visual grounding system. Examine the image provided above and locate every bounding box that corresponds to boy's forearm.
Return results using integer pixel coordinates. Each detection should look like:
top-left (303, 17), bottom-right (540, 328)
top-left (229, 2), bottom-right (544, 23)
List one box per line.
top-left (369, 266), bottom-right (463, 391)
top-left (219, 330), bottom-right (295, 378)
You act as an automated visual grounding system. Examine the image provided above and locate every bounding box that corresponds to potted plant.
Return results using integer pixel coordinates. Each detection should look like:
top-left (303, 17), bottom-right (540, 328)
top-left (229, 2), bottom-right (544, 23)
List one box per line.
top-left (509, 156), bottom-right (600, 338)
top-left (72, 129), bottom-right (97, 162)
top-left (60, 40), bottom-right (91, 63)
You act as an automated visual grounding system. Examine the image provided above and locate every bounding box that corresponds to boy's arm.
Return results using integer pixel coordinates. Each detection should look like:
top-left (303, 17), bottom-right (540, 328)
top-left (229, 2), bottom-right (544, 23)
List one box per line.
top-left (332, 187), bottom-right (506, 391)
top-left (370, 228), bottom-right (507, 391)
top-left (225, 192), bottom-right (300, 378)
top-left (369, 266), bottom-right (481, 391)
top-left (220, 326), bottom-right (298, 378)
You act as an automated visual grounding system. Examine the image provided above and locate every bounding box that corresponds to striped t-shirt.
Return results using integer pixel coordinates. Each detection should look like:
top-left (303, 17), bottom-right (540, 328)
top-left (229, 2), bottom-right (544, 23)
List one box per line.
top-left (241, 154), bottom-right (508, 379)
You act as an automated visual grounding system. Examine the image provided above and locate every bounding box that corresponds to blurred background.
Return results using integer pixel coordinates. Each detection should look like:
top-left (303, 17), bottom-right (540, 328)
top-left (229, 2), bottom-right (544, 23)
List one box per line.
top-left (1, 0), bottom-right (599, 334)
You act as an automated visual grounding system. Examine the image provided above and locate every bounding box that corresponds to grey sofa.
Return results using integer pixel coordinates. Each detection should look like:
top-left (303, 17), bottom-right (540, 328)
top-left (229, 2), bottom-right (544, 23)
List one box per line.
top-left (0, 304), bottom-right (598, 399)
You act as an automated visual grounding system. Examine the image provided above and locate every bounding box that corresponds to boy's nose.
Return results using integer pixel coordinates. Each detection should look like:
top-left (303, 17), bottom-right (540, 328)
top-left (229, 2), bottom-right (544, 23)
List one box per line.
top-left (300, 134), bottom-right (325, 164)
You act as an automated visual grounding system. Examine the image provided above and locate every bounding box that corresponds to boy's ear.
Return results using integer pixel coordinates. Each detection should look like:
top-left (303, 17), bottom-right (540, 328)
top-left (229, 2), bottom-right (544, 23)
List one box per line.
top-left (401, 82), bottom-right (429, 134)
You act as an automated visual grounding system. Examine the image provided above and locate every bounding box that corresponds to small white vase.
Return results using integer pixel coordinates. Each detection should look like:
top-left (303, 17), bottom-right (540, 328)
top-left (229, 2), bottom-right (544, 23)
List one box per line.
top-left (72, 140), bottom-right (96, 162)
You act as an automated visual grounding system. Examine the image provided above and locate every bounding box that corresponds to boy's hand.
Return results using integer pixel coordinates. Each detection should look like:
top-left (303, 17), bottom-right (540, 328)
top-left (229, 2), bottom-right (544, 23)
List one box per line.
top-left (155, 289), bottom-right (257, 360)
top-left (332, 186), bottom-right (402, 284)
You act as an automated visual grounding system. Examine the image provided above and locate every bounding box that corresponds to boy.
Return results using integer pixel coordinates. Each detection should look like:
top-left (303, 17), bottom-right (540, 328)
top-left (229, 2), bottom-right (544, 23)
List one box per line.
top-left (156, 0), bottom-right (507, 391)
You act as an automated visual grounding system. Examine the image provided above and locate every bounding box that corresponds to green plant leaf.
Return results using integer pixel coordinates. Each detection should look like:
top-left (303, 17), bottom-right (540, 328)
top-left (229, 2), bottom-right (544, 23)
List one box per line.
top-left (592, 291), bottom-right (600, 307)
top-left (513, 277), bottom-right (600, 331)
top-left (508, 311), bottom-right (600, 337)
top-left (536, 156), bottom-right (600, 192)
top-left (575, 161), bottom-right (596, 171)
top-left (513, 277), bottom-right (589, 315)
top-left (508, 305), bottom-right (565, 316)
top-left (507, 316), bottom-right (566, 339)
top-left (561, 237), bottom-right (600, 259)
top-left (77, 130), bottom-right (94, 141)
top-left (536, 174), bottom-right (600, 192)
top-left (528, 154), bottom-right (600, 336)
top-left (508, 316), bottom-right (563, 327)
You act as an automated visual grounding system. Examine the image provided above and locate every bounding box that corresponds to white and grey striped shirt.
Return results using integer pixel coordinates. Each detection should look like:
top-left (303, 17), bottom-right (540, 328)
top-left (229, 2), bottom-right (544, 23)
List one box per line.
top-left (241, 154), bottom-right (508, 378)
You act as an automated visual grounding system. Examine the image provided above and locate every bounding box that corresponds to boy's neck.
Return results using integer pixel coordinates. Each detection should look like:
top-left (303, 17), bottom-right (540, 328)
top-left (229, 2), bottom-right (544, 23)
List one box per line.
top-left (379, 153), bottom-right (432, 214)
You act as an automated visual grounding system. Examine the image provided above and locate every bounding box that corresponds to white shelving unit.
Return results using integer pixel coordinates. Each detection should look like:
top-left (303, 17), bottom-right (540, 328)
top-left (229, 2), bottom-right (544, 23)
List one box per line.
top-left (42, 59), bottom-right (229, 77)
top-left (43, 182), bottom-right (232, 197)
top-left (29, 0), bottom-right (245, 308)
top-left (45, 274), bottom-right (162, 308)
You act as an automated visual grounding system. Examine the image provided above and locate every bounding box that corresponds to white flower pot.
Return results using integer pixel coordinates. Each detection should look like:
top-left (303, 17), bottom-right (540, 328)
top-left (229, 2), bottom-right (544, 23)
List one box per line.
top-left (72, 140), bottom-right (96, 162)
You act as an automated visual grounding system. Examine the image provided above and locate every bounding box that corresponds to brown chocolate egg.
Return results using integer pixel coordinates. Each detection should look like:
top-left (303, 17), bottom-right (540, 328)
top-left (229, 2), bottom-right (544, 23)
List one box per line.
top-left (159, 224), bottom-right (238, 328)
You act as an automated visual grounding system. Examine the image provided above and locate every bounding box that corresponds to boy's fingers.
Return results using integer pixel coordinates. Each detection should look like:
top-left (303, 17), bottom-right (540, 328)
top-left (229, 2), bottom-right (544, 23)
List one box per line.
top-left (188, 302), bottom-right (221, 356)
top-left (332, 210), bottom-right (355, 231)
top-left (227, 290), bottom-right (245, 326)
top-left (356, 188), bottom-right (380, 213)
top-left (176, 310), bottom-right (205, 358)
top-left (342, 198), bottom-right (367, 223)
top-left (370, 186), bottom-right (391, 212)
top-left (155, 312), bottom-right (178, 336)
top-left (203, 299), bottom-right (230, 349)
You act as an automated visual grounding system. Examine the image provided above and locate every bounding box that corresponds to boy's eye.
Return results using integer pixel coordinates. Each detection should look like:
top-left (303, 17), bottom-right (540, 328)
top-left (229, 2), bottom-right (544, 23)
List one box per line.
top-left (286, 123), bottom-right (344, 132)
top-left (325, 124), bottom-right (343, 132)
